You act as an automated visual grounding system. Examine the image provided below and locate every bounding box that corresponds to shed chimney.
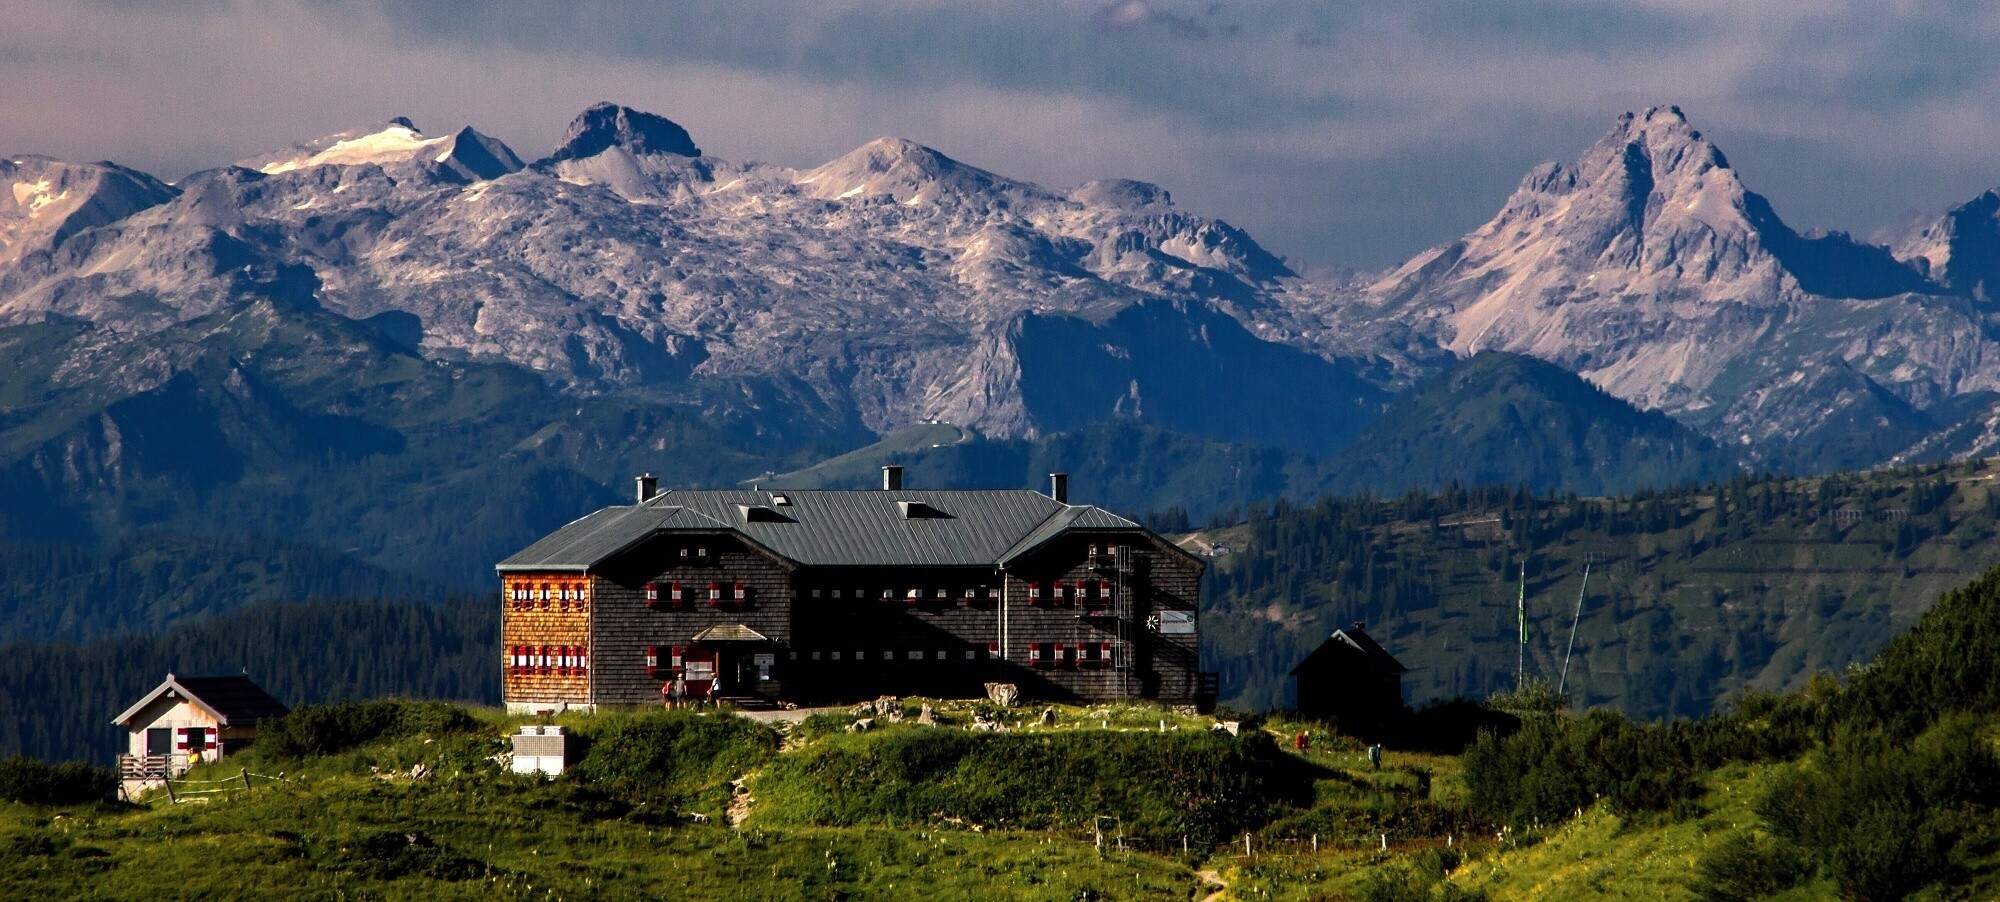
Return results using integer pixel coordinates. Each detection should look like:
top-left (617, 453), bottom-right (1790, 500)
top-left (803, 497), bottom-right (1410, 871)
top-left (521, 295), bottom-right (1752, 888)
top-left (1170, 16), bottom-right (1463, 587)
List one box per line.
top-left (1049, 472), bottom-right (1069, 504)
top-left (636, 474), bottom-right (658, 503)
top-left (882, 465), bottom-right (904, 491)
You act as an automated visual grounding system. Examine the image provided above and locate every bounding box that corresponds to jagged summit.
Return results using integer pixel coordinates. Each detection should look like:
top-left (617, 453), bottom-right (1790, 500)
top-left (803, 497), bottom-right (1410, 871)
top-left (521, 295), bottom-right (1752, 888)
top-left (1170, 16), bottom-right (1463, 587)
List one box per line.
top-left (0, 156), bottom-right (177, 265)
top-left (541, 103), bottom-right (700, 164)
top-left (1365, 106), bottom-right (1946, 439)
top-left (238, 119), bottom-right (523, 182)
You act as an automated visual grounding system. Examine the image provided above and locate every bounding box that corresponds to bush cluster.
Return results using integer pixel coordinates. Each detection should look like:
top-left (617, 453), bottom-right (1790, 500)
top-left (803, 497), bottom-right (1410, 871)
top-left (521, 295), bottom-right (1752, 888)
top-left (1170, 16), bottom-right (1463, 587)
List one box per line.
top-left (568, 711), bottom-right (778, 805)
top-left (0, 756), bottom-right (114, 805)
top-left (1758, 717), bottom-right (2000, 900)
top-left (257, 699), bottom-right (482, 759)
top-left (755, 727), bottom-right (1296, 847)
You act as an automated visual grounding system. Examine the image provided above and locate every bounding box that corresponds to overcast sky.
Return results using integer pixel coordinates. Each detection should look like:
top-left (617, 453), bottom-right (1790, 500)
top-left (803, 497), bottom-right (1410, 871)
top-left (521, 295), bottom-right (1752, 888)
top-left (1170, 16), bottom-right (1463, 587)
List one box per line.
top-left (6, 1), bottom-right (2000, 269)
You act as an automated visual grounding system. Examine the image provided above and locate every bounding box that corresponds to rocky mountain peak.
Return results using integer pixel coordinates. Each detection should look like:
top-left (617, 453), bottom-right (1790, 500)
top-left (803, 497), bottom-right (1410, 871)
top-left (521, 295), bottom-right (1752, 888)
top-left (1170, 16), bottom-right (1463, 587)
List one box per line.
top-left (796, 136), bottom-right (1014, 203)
top-left (541, 103), bottom-right (700, 164)
top-left (234, 118), bottom-right (522, 182)
top-left (1067, 179), bottom-right (1173, 211)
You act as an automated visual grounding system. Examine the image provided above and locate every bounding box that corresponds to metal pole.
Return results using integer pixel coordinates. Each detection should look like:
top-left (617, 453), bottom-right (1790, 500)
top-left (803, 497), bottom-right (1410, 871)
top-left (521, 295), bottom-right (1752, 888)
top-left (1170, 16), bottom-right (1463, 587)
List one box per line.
top-left (1558, 562), bottom-right (1591, 697)
top-left (1516, 560), bottom-right (1526, 684)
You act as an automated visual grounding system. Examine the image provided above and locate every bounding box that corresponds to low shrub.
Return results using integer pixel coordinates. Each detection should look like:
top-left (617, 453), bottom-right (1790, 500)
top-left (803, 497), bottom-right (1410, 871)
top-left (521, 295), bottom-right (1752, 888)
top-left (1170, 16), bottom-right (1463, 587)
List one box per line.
top-left (330, 829), bottom-right (492, 881)
top-left (568, 711), bottom-right (778, 805)
top-left (0, 756), bottom-right (114, 805)
top-left (754, 727), bottom-right (1299, 846)
top-left (257, 699), bottom-right (483, 759)
top-left (1693, 832), bottom-right (1811, 902)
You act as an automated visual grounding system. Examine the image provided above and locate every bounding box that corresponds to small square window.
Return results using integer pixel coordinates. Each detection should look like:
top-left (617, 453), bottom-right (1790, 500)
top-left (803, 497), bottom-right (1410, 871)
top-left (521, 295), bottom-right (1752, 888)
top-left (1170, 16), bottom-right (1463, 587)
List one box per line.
top-left (831, 651), bottom-right (842, 661)
top-left (812, 651), bottom-right (822, 660)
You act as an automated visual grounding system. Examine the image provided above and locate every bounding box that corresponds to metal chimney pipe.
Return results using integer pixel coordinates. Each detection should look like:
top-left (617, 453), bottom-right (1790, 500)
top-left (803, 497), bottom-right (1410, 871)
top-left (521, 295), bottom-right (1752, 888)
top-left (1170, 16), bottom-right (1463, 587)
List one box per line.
top-left (882, 465), bottom-right (904, 491)
top-left (636, 474), bottom-right (658, 503)
top-left (1049, 472), bottom-right (1068, 504)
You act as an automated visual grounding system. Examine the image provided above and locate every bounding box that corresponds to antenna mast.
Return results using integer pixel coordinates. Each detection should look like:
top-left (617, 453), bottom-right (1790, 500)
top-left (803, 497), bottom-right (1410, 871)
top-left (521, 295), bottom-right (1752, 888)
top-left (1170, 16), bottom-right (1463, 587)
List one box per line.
top-left (1559, 561), bottom-right (1591, 697)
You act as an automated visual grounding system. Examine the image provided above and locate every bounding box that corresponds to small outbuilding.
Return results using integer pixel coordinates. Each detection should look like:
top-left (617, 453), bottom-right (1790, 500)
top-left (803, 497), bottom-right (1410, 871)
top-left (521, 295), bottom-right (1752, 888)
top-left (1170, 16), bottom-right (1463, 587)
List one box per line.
top-left (112, 673), bottom-right (288, 796)
top-left (1289, 622), bottom-right (1407, 733)
top-left (511, 725), bottom-right (572, 776)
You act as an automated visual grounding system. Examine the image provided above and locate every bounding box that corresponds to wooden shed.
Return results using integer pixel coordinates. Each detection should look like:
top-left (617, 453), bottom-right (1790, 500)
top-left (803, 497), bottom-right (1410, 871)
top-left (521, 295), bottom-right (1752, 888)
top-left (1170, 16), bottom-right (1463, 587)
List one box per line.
top-left (1289, 622), bottom-right (1407, 732)
top-left (112, 673), bottom-right (288, 796)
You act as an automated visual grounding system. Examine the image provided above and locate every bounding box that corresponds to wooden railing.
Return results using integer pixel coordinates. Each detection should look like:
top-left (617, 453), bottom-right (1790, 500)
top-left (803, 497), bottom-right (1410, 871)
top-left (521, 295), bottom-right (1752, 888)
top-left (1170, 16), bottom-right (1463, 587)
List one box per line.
top-left (117, 753), bottom-right (191, 781)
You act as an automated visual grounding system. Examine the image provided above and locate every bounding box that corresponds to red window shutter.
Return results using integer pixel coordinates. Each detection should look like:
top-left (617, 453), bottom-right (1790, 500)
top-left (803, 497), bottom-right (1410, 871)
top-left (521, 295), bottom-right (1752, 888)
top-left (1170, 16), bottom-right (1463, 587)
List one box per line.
top-left (646, 581), bottom-right (660, 604)
top-left (579, 645), bottom-right (589, 672)
top-left (670, 646), bottom-right (686, 670)
top-left (1028, 644), bottom-right (1041, 664)
top-left (1029, 581), bottom-right (1042, 601)
top-left (1101, 642), bottom-right (1114, 666)
top-left (734, 581), bottom-right (747, 603)
top-left (645, 645), bottom-right (659, 676)
top-left (671, 582), bottom-right (684, 606)
top-left (539, 645), bottom-right (552, 675)
top-left (708, 581), bottom-right (721, 606)
top-left (987, 642), bottom-right (1000, 659)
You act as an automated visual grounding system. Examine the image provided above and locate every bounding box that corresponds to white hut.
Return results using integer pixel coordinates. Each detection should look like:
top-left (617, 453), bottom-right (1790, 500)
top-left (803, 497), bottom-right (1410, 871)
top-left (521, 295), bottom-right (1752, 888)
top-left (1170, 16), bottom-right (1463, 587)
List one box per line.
top-left (112, 673), bottom-right (288, 797)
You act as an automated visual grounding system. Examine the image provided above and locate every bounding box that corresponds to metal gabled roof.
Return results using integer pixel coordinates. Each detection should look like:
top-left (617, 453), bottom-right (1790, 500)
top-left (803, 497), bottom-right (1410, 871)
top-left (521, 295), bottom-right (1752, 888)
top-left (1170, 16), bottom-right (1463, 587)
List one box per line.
top-left (113, 674), bottom-right (289, 727)
top-left (997, 504), bottom-right (1145, 564)
top-left (498, 506), bottom-right (728, 572)
top-left (497, 488), bottom-right (1154, 571)
top-left (1288, 628), bottom-right (1408, 677)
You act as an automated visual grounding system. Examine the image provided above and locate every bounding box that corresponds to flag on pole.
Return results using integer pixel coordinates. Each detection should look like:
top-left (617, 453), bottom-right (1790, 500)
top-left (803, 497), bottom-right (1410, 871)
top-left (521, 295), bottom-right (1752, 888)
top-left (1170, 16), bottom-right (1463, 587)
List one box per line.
top-left (1516, 562), bottom-right (1528, 646)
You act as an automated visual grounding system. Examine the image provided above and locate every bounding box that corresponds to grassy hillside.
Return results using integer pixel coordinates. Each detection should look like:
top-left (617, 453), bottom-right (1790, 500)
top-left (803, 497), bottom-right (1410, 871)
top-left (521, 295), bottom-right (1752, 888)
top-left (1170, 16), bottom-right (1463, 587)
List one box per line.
top-left (1201, 458), bottom-right (2000, 719)
top-left (11, 547), bottom-right (2000, 901)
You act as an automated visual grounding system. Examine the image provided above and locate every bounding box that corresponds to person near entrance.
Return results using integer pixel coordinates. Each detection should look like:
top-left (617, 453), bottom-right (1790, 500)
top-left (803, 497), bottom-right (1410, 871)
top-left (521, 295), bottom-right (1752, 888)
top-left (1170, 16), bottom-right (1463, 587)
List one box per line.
top-left (709, 674), bottom-right (722, 707)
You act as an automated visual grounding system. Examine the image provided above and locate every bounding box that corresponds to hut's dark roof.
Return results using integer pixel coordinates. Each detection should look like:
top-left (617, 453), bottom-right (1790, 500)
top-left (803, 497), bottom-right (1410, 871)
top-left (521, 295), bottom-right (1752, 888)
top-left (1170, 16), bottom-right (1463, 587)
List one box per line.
top-left (1288, 628), bottom-right (1408, 677)
top-left (498, 489), bottom-right (1171, 571)
top-left (112, 674), bottom-right (290, 727)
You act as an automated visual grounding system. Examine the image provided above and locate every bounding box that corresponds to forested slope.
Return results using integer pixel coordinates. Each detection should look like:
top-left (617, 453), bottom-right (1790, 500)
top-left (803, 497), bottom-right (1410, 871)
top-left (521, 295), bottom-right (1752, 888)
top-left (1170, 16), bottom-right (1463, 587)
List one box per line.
top-left (1200, 458), bottom-right (2000, 718)
top-left (0, 597), bottom-right (496, 763)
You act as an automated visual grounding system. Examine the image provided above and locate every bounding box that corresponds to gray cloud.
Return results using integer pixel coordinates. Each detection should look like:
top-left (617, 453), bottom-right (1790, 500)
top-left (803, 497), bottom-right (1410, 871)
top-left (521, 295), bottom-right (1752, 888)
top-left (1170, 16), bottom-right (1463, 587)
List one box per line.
top-left (12, 1), bottom-right (2000, 268)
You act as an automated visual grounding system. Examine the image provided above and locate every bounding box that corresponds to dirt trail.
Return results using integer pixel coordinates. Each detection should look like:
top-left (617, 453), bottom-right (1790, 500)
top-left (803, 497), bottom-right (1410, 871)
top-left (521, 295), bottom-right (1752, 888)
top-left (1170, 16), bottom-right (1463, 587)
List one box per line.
top-left (725, 775), bottom-right (754, 827)
top-left (1196, 868), bottom-right (1227, 901)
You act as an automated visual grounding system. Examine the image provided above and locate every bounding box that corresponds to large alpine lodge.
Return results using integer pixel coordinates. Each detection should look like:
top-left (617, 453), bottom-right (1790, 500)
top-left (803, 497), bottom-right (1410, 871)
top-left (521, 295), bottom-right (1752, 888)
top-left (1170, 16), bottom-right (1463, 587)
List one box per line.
top-left (496, 469), bottom-right (1214, 712)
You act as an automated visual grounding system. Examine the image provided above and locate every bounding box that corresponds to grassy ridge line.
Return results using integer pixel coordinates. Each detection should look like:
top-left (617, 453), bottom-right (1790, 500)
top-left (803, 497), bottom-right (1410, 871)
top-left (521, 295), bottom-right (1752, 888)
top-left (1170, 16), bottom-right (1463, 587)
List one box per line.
top-left (1201, 459), bottom-right (2000, 719)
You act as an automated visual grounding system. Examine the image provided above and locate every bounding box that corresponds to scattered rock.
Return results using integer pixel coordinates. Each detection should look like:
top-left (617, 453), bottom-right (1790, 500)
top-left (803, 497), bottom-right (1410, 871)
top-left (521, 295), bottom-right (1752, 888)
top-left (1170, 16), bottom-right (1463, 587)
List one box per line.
top-left (984, 683), bottom-right (1020, 707)
top-left (917, 703), bottom-right (936, 725)
top-left (849, 718), bottom-right (875, 733)
top-left (1039, 708), bottom-right (1057, 727)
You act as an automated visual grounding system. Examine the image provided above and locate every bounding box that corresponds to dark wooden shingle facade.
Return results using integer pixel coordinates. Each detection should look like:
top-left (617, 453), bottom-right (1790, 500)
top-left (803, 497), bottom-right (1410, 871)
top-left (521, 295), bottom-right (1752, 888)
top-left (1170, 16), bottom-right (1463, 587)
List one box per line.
top-left (498, 473), bottom-right (1210, 712)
